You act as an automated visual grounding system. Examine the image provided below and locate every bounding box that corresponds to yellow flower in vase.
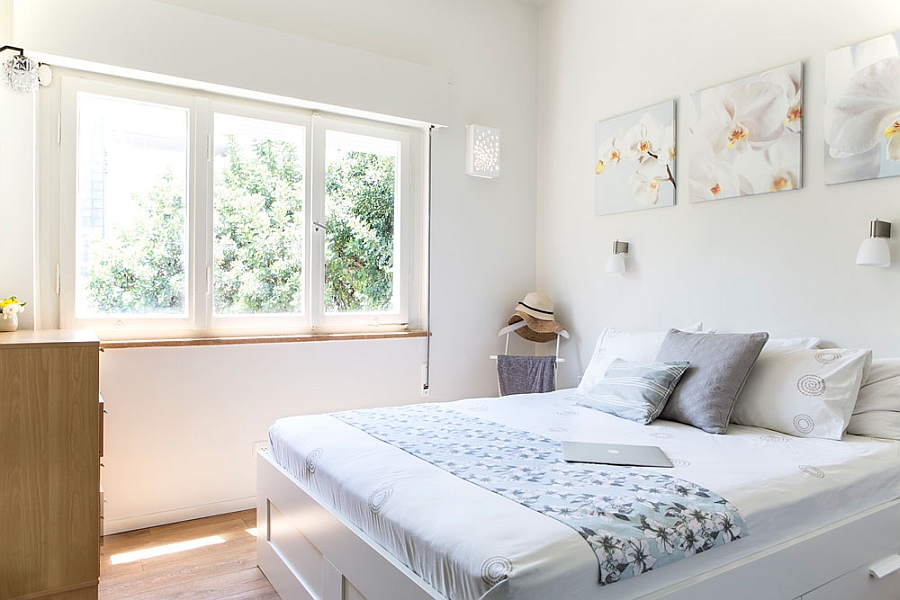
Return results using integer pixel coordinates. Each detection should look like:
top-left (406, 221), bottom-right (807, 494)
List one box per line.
top-left (0, 296), bottom-right (26, 331)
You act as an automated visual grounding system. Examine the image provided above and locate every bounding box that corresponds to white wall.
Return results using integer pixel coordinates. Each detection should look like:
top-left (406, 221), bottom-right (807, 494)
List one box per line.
top-left (536, 0), bottom-right (900, 387)
top-left (0, 102), bottom-right (36, 329)
top-left (0, 1), bottom-right (10, 44)
top-left (1, 0), bottom-right (33, 327)
top-left (8, 0), bottom-right (539, 532)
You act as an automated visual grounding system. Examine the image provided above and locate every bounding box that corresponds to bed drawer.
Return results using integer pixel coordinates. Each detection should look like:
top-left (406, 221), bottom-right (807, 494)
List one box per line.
top-left (802, 554), bottom-right (900, 600)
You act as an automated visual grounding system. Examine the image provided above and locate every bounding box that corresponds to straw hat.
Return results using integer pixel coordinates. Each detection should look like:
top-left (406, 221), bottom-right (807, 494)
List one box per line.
top-left (507, 292), bottom-right (565, 343)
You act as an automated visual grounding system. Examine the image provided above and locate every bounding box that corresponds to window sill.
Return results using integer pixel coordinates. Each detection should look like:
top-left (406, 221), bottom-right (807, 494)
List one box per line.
top-left (99, 330), bottom-right (428, 350)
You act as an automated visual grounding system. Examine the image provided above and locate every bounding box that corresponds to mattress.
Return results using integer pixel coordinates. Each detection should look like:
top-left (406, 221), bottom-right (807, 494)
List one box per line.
top-left (267, 389), bottom-right (900, 600)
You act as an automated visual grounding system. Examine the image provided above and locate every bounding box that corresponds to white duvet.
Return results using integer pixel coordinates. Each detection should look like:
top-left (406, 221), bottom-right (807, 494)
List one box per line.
top-left (268, 389), bottom-right (900, 600)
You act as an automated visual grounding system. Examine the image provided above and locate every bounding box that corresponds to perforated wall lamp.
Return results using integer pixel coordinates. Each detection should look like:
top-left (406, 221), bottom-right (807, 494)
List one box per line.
top-left (465, 124), bottom-right (500, 178)
top-left (856, 219), bottom-right (891, 267)
top-left (605, 240), bottom-right (630, 274)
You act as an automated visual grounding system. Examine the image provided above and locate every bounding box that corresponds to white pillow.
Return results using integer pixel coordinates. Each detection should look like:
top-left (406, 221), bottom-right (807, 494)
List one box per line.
top-left (854, 358), bottom-right (900, 413)
top-left (765, 337), bottom-right (821, 349)
top-left (730, 347), bottom-right (872, 440)
top-left (577, 323), bottom-right (702, 396)
top-left (846, 411), bottom-right (900, 439)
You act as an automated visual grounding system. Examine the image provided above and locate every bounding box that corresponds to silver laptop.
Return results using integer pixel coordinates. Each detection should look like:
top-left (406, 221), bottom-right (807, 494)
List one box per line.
top-left (561, 441), bottom-right (673, 468)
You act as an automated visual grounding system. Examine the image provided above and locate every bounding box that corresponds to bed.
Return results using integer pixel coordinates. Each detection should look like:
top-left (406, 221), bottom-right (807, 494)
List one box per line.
top-left (256, 388), bottom-right (900, 600)
top-left (257, 325), bottom-right (900, 600)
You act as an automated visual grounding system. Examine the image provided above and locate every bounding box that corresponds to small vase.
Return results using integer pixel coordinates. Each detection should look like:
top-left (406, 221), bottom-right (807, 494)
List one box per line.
top-left (0, 314), bottom-right (18, 332)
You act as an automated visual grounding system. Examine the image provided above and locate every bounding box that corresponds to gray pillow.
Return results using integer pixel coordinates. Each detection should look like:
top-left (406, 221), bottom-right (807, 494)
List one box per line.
top-left (656, 329), bottom-right (769, 434)
top-left (576, 358), bottom-right (690, 424)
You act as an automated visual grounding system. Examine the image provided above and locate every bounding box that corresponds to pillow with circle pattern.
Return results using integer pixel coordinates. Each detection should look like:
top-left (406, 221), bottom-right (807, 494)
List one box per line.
top-left (846, 358), bottom-right (900, 440)
top-left (730, 347), bottom-right (872, 440)
top-left (853, 358), bottom-right (900, 413)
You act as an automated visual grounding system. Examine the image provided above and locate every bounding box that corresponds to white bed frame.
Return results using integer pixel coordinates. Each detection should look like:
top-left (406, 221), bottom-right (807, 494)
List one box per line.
top-left (257, 450), bottom-right (900, 600)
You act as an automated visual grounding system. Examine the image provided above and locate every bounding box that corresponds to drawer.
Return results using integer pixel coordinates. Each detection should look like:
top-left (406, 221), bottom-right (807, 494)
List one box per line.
top-left (803, 554), bottom-right (900, 600)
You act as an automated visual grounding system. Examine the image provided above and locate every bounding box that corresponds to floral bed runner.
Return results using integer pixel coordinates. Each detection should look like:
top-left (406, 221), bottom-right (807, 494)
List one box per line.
top-left (334, 403), bottom-right (747, 586)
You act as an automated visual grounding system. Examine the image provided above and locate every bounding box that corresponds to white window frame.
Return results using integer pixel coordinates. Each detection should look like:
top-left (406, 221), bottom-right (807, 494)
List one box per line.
top-left (311, 116), bottom-right (412, 330)
top-left (56, 74), bottom-right (424, 339)
top-left (59, 78), bottom-right (197, 334)
top-left (205, 101), bottom-right (312, 334)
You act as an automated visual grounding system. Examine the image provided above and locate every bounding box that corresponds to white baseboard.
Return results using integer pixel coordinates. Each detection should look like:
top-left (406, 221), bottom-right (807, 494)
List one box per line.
top-left (102, 496), bottom-right (257, 535)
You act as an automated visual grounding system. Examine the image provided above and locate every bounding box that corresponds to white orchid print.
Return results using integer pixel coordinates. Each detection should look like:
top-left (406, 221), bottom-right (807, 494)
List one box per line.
top-left (687, 61), bottom-right (802, 202)
top-left (594, 101), bottom-right (676, 214)
top-left (824, 32), bottom-right (900, 184)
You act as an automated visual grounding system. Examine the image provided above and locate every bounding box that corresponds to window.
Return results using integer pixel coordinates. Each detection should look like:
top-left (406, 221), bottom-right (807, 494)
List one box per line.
top-left (211, 111), bottom-right (307, 324)
top-left (74, 91), bottom-right (190, 317)
top-left (58, 77), bottom-right (424, 337)
top-left (318, 122), bottom-right (408, 327)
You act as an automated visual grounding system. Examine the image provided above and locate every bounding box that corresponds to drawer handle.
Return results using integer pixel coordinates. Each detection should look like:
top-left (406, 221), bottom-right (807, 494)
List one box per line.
top-left (869, 554), bottom-right (900, 580)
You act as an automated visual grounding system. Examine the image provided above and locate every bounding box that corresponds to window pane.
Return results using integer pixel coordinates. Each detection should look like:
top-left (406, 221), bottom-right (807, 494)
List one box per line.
top-left (213, 114), bottom-right (306, 316)
top-left (75, 93), bottom-right (189, 317)
top-left (324, 131), bottom-right (400, 314)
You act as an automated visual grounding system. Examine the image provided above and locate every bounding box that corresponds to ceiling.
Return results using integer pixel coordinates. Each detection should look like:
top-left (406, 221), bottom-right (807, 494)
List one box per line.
top-left (151, 0), bottom-right (544, 66)
top-left (153, 0), bottom-right (546, 41)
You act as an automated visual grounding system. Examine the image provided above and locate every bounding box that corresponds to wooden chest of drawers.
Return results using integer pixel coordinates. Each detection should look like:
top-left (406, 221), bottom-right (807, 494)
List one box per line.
top-left (0, 330), bottom-right (100, 600)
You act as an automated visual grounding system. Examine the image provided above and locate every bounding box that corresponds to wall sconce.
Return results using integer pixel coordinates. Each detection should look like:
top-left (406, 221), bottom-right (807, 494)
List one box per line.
top-left (466, 124), bottom-right (500, 178)
top-left (605, 240), bottom-right (630, 274)
top-left (856, 219), bottom-right (891, 267)
top-left (0, 46), bottom-right (51, 92)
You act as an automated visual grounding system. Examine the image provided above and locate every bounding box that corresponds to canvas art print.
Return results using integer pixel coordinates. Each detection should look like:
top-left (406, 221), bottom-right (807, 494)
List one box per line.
top-left (686, 62), bottom-right (802, 202)
top-left (594, 100), bottom-right (675, 215)
top-left (825, 32), bottom-right (900, 184)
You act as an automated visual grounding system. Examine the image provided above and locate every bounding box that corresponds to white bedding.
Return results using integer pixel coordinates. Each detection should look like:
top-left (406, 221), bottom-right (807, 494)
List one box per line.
top-left (267, 389), bottom-right (900, 600)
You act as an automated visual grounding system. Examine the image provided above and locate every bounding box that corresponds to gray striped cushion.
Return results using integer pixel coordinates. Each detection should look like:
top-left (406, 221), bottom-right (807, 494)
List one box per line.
top-left (577, 358), bottom-right (690, 424)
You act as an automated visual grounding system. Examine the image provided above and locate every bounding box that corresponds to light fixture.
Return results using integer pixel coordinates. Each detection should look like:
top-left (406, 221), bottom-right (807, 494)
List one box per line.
top-left (605, 240), bottom-right (629, 274)
top-left (465, 124), bottom-right (500, 178)
top-left (856, 218), bottom-right (891, 267)
top-left (1, 46), bottom-right (38, 92)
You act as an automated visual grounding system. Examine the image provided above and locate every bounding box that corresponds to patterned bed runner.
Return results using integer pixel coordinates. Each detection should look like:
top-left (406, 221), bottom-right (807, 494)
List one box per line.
top-left (334, 403), bottom-right (746, 586)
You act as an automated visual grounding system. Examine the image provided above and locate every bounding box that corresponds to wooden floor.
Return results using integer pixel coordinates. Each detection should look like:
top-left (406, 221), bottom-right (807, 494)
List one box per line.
top-left (100, 510), bottom-right (279, 600)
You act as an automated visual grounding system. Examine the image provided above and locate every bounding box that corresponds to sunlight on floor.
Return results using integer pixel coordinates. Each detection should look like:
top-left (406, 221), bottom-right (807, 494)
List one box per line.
top-left (246, 527), bottom-right (258, 537)
top-left (109, 535), bottom-right (226, 565)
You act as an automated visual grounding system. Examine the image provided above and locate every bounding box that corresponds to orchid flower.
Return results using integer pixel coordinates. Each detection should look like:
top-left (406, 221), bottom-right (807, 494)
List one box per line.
top-left (688, 153), bottom-right (748, 202)
top-left (629, 156), bottom-right (670, 205)
top-left (766, 171), bottom-right (796, 192)
top-left (692, 81), bottom-right (788, 157)
top-left (885, 118), bottom-right (900, 160)
top-left (595, 132), bottom-right (624, 174)
top-left (758, 136), bottom-right (800, 192)
top-left (622, 113), bottom-right (667, 162)
top-left (825, 57), bottom-right (900, 162)
top-left (760, 64), bottom-right (803, 134)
